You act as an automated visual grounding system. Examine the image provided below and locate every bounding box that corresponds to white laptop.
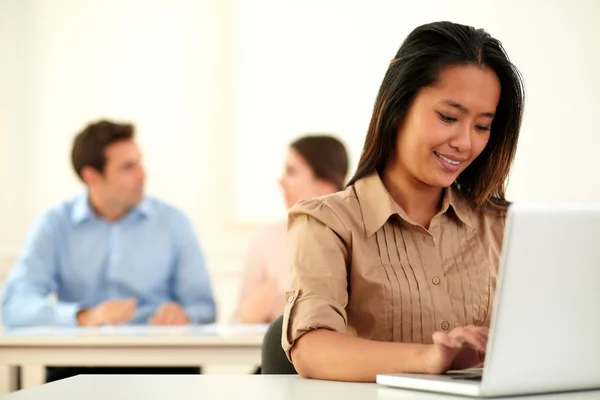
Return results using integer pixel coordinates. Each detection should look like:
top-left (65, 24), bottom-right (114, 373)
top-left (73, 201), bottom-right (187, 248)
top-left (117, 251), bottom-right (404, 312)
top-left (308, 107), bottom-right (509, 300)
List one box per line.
top-left (377, 202), bottom-right (600, 397)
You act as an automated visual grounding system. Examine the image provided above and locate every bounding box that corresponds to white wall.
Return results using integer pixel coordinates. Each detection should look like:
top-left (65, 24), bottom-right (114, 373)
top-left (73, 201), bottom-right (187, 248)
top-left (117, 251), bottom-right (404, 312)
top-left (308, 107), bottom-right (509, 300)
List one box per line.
top-left (0, 1), bottom-right (26, 256)
top-left (1, 0), bottom-right (599, 320)
top-left (0, 0), bottom-right (28, 283)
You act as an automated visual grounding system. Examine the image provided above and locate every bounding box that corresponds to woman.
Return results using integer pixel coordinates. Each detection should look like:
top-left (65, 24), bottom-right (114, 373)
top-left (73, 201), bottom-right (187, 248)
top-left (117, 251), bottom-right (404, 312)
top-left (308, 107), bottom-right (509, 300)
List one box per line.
top-left (235, 135), bottom-right (349, 323)
top-left (282, 21), bottom-right (524, 382)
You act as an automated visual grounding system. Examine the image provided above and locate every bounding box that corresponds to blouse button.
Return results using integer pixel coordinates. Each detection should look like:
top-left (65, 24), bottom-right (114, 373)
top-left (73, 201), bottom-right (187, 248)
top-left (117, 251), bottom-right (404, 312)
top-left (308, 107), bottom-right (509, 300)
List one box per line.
top-left (432, 277), bottom-right (441, 285)
top-left (288, 295), bottom-right (295, 303)
top-left (441, 321), bottom-right (450, 330)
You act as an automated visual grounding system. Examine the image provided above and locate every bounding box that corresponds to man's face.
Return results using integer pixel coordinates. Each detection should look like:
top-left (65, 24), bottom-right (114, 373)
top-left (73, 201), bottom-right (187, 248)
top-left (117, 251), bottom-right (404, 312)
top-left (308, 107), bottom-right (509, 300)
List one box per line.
top-left (90, 139), bottom-right (146, 210)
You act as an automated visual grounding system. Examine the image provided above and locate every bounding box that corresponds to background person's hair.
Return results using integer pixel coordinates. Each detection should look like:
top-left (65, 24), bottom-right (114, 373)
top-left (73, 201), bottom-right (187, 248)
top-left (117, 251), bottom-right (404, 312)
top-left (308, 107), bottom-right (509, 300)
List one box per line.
top-left (347, 21), bottom-right (525, 209)
top-left (71, 120), bottom-right (135, 179)
top-left (290, 135), bottom-right (349, 191)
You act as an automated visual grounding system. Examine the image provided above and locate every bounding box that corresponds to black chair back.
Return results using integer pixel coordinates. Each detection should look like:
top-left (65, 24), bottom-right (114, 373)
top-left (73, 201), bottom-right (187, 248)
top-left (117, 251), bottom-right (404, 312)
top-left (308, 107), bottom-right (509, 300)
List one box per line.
top-left (261, 315), bottom-right (298, 374)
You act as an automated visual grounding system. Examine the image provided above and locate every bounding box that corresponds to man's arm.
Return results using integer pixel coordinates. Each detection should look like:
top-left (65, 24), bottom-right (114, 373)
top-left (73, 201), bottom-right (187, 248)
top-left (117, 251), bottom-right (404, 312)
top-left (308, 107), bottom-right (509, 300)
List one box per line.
top-left (1, 212), bottom-right (80, 327)
top-left (170, 211), bottom-right (216, 324)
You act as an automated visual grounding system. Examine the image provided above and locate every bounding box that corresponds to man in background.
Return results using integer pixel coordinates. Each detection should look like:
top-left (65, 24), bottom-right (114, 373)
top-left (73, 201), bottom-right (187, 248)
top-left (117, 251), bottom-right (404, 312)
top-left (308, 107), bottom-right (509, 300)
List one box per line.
top-left (1, 120), bottom-right (216, 381)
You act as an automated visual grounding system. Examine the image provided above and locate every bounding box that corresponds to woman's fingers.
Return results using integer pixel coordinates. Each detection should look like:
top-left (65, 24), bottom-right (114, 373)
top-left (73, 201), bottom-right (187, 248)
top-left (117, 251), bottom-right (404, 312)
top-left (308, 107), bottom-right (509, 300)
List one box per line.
top-left (449, 327), bottom-right (487, 352)
top-left (433, 331), bottom-right (462, 348)
top-left (465, 325), bottom-right (489, 341)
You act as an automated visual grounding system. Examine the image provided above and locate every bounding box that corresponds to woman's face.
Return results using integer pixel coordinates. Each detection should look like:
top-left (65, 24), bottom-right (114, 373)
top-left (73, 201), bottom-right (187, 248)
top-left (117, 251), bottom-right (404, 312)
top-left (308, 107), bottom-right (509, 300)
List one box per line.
top-left (393, 64), bottom-right (501, 189)
top-left (279, 148), bottom-right (332, 209)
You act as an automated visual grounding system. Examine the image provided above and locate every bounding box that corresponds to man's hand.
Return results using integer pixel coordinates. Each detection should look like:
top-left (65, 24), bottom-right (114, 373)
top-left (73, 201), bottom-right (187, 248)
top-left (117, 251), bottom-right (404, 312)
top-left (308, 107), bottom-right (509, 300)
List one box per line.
top-left (149, 302), bottom-right (189, 325)
top-left (77, 298), bottom-right (137, 326)
top-left (424, 325), bottom-right (488, 374)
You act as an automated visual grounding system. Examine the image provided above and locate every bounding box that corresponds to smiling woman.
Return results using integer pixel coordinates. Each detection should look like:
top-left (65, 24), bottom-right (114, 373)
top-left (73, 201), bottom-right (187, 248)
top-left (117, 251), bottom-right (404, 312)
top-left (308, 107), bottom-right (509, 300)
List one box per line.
top-left (282, 21), bottom-right (524, 382)
top-left (379, 64), bottom-right (505, 227)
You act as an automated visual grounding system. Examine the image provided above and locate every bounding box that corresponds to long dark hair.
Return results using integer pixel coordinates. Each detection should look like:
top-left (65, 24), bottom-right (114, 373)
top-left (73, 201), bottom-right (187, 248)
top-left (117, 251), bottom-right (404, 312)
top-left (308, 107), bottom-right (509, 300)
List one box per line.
top-left (291, 135), bottom-right (349, 191)
top-left (347, 21), bottom-right (524, 209)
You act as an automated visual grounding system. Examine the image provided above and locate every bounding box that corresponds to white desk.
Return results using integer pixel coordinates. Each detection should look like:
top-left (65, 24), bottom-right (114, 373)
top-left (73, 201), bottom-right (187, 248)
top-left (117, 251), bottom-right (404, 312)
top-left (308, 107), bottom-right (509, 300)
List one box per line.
top-left (0, 324), bottom-right (267, 394)
top-left (2, 375), bottom-right (600, 400)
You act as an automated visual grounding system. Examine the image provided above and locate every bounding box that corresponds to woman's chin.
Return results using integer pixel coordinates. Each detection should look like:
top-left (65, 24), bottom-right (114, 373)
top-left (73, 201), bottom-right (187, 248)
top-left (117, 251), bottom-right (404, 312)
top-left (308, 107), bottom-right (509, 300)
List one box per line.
top-left (426, 174), bottom-right (458, 189)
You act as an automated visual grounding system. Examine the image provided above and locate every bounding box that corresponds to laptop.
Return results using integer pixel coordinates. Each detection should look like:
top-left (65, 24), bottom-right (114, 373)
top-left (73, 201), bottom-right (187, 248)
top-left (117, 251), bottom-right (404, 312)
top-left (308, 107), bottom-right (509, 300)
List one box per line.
top-left (376, 202), bottom-right (600, 397)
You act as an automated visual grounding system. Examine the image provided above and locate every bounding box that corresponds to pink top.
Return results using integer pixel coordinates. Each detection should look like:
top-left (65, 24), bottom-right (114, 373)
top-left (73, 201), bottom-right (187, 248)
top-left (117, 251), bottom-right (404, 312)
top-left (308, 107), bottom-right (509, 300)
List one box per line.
top-left (235, 221), bottom-right (290, 323)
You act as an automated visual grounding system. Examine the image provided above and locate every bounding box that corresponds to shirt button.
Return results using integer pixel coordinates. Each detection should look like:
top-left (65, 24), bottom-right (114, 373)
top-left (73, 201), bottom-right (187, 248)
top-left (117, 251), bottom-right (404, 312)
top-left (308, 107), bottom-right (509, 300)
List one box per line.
top-left (288, 295), bottom-right (295, 303)
top-left (432, 277), bottom-right (441, 285)
top-left (441, 321), bottom-right (450, 330)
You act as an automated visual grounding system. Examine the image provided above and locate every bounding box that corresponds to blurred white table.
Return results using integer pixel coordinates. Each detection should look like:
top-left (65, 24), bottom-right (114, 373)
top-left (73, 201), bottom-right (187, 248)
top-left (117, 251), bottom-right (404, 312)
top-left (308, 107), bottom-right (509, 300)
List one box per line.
top-left (3, 375), bottom-right (600, 400)
top-left (0, 324), bottom-right (267, 394)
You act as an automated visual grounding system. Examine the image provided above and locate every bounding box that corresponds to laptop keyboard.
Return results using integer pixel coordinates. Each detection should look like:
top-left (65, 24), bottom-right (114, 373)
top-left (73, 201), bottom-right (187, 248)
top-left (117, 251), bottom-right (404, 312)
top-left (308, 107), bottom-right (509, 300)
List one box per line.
top-left (452, 376), bottom-right (482, 381)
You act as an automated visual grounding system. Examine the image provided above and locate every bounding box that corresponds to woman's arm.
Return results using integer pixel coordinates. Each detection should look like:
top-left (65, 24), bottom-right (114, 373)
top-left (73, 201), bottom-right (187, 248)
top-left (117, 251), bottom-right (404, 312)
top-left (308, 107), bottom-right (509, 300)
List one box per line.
top-left (291, 327), bottom-right (488, 382)
top-left (291, 329), bottom-right (429, 381)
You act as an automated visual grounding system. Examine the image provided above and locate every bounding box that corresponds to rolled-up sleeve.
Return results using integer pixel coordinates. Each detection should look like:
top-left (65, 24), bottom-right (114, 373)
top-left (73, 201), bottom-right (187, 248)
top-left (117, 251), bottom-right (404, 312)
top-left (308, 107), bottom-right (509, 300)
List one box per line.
top-left (281, 199), bottom-right (350, 360)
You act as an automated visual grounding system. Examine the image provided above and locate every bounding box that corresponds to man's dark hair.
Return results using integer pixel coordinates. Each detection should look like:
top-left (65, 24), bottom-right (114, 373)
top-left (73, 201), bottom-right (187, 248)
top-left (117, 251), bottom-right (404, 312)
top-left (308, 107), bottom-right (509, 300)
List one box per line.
top-left (71, 120), bottom-right (135, 179)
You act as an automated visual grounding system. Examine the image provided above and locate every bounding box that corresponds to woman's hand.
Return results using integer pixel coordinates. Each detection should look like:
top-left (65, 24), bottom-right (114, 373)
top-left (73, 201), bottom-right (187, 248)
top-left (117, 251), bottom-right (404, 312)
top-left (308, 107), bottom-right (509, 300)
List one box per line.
top-left (424, 325), bottom-right (488, 374)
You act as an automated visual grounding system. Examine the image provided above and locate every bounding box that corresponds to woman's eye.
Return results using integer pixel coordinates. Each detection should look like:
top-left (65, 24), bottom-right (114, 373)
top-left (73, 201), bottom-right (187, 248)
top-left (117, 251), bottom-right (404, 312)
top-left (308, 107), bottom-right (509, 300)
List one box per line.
top-left (438, 112), bottom-right (457, 123)
top-left (476, 125), bottom-right (491, 132)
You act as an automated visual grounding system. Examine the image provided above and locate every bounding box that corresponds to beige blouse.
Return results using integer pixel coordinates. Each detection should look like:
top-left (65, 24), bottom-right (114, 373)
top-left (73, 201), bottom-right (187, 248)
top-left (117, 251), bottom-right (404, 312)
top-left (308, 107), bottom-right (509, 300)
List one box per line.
top-left (282, 172), bottom-right (506, 359)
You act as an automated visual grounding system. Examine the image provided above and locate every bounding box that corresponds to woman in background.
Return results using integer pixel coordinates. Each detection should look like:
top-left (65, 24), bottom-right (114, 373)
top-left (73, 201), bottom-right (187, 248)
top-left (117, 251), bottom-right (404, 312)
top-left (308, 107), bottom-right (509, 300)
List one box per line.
top-left (235, 135), bottom-right (348, 324)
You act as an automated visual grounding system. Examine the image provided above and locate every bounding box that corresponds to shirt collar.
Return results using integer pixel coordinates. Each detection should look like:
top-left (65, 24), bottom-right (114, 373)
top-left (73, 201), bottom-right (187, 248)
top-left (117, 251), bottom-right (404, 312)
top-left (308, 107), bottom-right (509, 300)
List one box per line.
top-left (71, 192), bottom-right (94, 224)
top-left (442, 184), bottom-right (476, 229)
top-left (353, 172), bottom-right (474, 237)
top-left (134, 198), bottom-right (152, 219)
top-left (71, 192), bottom-right (152, 224)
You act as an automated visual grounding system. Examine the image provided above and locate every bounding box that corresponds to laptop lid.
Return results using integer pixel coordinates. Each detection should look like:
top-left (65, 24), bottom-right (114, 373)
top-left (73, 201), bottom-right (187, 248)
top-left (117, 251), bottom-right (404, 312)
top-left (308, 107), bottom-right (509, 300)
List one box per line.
top-left (480, 203), bottom-right (600, 396)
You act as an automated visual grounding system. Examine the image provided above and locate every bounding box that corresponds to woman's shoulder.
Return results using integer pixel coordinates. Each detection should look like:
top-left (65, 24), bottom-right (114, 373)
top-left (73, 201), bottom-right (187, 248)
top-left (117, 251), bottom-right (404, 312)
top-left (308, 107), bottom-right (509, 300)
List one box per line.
top-left (291, 185), bottom-right (358, 213)
top-left (482, 201), bottom-right (509, 247)
top-left (466, 199), bottom-right (508, 249)
top-left (288, 186), bottom-right (365, 237)
top-left (447, 187), bottom-right (507, 248)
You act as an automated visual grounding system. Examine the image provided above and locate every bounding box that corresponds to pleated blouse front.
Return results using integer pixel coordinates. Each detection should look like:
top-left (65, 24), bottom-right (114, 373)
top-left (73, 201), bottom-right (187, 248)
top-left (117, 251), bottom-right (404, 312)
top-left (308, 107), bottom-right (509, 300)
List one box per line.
top-left (282, 172), bottom-right (506, 358)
